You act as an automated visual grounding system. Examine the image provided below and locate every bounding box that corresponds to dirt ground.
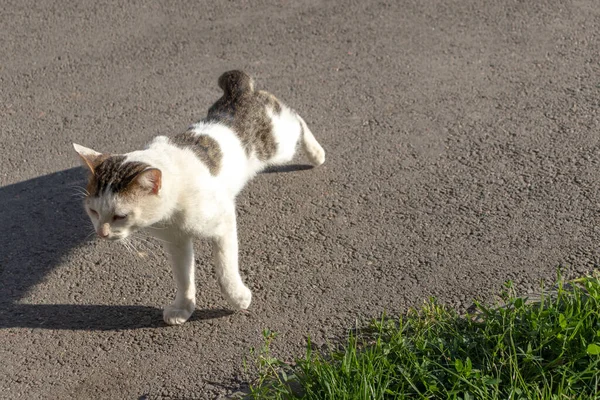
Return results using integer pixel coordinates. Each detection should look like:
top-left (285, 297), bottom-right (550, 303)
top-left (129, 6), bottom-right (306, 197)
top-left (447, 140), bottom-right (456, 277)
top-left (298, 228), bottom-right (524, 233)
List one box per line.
top-left (1, 0), bottom-right (599, 398)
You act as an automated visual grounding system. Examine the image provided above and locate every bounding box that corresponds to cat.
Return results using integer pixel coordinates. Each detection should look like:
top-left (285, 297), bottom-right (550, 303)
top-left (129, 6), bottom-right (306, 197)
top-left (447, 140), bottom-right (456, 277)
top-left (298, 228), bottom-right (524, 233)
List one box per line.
top-left (73, 70), bottom-right (325, 325)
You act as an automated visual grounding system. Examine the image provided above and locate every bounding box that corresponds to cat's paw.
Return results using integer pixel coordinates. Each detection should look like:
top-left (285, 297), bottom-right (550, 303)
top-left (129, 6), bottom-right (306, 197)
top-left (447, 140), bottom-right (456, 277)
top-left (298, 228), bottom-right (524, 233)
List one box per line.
top-left (224, 285), bottom-right (252, 310)
top-left (163, 301), bottom-right (195, 325)
top-left (306, 143), bottom-right (325, 167)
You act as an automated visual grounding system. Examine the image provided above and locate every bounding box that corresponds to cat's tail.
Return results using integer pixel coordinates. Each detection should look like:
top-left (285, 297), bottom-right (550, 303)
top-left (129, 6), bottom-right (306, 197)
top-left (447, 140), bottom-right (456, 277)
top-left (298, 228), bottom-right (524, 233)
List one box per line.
top-left (298, 115), bottom-right (325, 166)
top-left (218, 70), bottom-right (254, 98)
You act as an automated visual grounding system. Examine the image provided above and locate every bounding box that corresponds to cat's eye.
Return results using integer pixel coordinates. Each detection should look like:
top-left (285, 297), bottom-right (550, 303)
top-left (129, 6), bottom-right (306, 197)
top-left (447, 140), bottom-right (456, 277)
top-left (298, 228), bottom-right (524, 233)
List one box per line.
top-left (89, 209), bottom-right (99, 218)
top-left (113, 214), bottom-right (127, 221)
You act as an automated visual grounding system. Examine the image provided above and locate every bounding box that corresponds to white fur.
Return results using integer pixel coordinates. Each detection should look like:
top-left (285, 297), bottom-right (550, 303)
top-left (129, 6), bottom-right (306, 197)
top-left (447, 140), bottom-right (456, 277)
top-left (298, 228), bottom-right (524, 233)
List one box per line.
top-left (75, 104), bottom-right (325, 325)
top-left (268, 107), bottom-right (302, 165)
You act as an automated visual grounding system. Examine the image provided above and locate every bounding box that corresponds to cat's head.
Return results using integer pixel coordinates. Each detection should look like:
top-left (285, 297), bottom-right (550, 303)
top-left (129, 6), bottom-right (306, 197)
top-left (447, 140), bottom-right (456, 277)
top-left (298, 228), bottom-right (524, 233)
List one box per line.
top-left (73, 143), bottom-right (163, 240)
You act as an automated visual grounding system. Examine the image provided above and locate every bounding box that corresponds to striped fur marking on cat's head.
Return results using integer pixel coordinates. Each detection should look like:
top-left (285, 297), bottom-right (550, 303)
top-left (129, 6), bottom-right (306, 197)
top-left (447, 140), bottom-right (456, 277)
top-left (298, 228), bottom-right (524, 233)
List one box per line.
top-left (73, 143), bottom-right (163, 241)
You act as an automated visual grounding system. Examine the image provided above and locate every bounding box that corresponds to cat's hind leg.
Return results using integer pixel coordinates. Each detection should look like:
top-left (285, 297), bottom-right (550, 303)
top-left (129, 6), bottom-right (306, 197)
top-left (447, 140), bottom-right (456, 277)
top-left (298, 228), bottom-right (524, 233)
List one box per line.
top-left (163, 237), bottom-right (196, 325)
top-left (212, 210), bottom-right (252, 310)
top-left (297, 114), bottom-right (325, 166)
top-left (268, 108), bottom-right (325, 167)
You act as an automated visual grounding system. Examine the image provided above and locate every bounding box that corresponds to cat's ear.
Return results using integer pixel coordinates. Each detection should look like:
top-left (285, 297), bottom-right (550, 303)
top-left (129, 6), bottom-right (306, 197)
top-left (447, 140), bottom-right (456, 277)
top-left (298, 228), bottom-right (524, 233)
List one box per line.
top-left (134, 168), bottom-right (162, 195)
top-left (73, 143), bottom-right (102, 173)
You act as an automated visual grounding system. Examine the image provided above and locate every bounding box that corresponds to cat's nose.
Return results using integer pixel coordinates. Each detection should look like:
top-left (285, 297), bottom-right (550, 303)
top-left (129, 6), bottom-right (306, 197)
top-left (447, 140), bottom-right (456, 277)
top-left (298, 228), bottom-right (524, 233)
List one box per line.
top-left (97, 223), bottom-right (110, 238)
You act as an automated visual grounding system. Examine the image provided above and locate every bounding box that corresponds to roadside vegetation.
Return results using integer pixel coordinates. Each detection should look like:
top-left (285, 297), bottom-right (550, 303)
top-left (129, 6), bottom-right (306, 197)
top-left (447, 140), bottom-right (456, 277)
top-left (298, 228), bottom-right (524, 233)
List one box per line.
top-left (245, 273), bottom-right (600, 399)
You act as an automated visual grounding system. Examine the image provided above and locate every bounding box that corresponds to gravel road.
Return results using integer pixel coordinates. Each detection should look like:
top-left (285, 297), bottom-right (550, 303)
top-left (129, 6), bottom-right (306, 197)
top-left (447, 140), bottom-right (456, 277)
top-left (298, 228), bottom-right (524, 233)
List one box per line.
top-left (1, 1), bottom-right (599, 398)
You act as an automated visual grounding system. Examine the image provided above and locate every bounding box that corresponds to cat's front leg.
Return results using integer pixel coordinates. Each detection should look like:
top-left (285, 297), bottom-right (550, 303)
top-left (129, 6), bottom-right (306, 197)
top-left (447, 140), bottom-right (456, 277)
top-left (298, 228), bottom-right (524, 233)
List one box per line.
top-left (212, 212), bottom-right (252, 310)
top-left (163, 237), bottom-right (196, 325)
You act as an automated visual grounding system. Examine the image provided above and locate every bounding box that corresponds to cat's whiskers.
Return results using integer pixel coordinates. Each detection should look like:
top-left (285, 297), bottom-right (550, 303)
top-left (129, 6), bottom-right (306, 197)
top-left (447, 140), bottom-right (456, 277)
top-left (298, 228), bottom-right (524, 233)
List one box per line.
top-left (69, 183), bottom-right (89, 190)
top-left (120, 235), bottom-right (156, 260)
top-left (70, 185), bottom-right (90, 198)
top-left (71, 186), bottom-right (88, 194)
top-left (71, 194), bottom-right (88, 201)
top-left (118, 237), bottom-right (130, 253)
top-left (129, 234), bottom-right (161, 260)
top-left (131, 234), bottom-right (157, 246)
top-left (141, 234), bottom-right (172, 245)
top-left (120, 237), bottom-right (137, 257)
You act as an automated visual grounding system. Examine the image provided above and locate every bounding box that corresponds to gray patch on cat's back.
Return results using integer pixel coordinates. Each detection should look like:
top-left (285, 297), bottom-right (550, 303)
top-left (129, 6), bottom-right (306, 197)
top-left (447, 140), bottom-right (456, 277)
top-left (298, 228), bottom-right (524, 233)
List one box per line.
top-left (256, 90), bottom-right (282, 115)
top-left (206, 70), bottom-right (281, 161)
top-left (88, 156), bottom-right (151, 196)
top-left (171, 131), bottom-right (222, 176)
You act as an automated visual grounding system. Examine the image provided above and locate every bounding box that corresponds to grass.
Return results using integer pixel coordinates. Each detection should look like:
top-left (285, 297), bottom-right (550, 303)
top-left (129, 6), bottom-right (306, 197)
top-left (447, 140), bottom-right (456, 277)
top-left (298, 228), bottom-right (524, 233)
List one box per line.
top-left (245, 273), bottom-right (600, 399)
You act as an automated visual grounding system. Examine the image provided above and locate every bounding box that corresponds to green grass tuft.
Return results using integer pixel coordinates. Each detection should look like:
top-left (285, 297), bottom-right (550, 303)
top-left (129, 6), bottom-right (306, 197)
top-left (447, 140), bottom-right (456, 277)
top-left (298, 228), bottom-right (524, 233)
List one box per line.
top-left (246, 273), bottom-right (600, 399)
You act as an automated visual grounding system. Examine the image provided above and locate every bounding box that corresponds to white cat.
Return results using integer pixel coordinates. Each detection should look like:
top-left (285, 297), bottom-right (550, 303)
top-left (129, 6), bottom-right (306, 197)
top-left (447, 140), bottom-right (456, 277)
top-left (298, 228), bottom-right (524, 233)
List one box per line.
top-left (73, 71), bottom-right (325, 325)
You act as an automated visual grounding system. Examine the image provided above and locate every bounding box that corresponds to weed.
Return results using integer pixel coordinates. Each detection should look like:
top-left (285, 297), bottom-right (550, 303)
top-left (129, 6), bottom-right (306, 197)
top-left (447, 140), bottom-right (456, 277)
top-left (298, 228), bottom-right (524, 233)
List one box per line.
top-left (246, 273), bottom-right (600, 399)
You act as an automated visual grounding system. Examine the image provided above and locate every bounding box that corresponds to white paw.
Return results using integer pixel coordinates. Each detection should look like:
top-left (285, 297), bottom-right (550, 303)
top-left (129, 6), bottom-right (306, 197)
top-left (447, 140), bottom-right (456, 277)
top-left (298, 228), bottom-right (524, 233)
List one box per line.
top-left (224, 285), bottom-right (252, 310)
top-left (307, 144), bottom-right (325, 166)
top-left (163, 301), bottom-right (195, 325)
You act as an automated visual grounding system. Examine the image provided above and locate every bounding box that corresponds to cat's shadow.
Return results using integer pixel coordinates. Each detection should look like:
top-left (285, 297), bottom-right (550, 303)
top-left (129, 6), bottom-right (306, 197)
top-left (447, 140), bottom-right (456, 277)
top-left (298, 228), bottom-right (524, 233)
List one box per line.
top-left (260, 164), bottom-right (314, 174)
top-left (0, 168), bottom-right (89, 305)
top-left (0, 167), bottom-right (234, 331)
top-left (2, 304), bottom-right (233, 330)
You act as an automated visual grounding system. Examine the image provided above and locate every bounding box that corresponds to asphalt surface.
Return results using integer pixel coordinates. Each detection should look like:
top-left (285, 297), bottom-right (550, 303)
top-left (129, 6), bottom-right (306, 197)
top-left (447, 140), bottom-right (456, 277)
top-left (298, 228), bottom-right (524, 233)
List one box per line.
top-left (1, 1), bottom-right (600, 398)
